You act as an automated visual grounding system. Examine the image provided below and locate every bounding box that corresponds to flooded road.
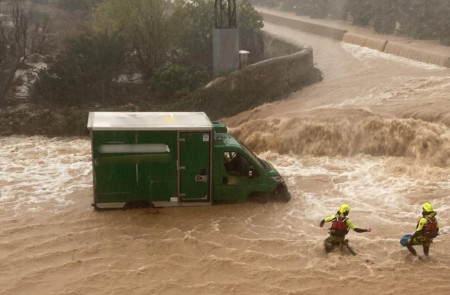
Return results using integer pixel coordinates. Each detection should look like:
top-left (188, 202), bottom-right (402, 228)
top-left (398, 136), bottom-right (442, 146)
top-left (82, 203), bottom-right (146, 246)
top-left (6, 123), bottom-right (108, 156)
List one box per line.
top-left (1, 21), bottom-right (450, 295)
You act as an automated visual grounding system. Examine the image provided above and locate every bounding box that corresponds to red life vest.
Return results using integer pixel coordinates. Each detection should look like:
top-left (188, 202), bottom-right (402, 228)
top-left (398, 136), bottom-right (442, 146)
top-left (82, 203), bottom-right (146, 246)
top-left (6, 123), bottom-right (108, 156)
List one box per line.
top-left (421, 216), bottom-right (438, 239)
top-left (330, 215), bottom-right (350, 237)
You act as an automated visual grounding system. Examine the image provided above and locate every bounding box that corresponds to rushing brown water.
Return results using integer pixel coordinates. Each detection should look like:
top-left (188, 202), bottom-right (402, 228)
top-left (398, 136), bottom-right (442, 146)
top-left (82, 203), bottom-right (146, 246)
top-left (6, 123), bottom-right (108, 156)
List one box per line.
top-left (1, 21), bottom-right (450, 295)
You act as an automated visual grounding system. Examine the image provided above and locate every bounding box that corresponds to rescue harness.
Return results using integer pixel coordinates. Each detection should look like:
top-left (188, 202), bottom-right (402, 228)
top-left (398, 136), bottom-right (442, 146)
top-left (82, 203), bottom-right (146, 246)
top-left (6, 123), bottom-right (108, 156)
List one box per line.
top-left (329, 214), bottom-right (350, 237)
top-left (421, 216), bottom-right (439, 239)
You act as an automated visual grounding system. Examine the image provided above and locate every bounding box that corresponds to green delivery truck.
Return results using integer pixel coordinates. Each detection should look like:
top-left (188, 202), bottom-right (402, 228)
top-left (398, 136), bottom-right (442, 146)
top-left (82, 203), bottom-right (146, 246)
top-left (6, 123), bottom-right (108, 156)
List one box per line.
top-left (87, 112), bottom-right (290, 209)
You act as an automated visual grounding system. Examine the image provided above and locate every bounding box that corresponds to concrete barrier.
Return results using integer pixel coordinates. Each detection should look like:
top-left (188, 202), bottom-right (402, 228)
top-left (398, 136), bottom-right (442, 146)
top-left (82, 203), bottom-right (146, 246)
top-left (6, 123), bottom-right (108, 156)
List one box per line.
top-left (384, 42), bottom-right (450, 67)
top-left (343, 33), bottom-right (388, 52)
top-left (261, 12), bottom-right (347, 40)
top-left (342, 32), bottom-right (366, 46)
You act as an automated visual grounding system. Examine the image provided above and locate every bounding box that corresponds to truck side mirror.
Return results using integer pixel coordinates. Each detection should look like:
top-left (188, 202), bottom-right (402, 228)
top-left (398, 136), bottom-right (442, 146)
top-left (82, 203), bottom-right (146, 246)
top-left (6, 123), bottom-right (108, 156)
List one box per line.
top-left (248, 166), bottom-right (256, 178)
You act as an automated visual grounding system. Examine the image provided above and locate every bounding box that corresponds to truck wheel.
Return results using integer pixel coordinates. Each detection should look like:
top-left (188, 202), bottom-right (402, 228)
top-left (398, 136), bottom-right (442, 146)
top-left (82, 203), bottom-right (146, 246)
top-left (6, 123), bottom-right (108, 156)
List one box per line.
top-left (282, 192), bottom-right (291, 203)
top-left (124, 200), bottom-right (152, 209)
top-left (254, 193), bottom-right (269, 204)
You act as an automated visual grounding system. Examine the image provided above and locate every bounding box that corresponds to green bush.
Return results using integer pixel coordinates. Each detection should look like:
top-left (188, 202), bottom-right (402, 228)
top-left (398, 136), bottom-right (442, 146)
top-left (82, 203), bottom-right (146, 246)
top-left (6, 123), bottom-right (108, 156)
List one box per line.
top-left (150, 65), bottom-right (209, 99)
top-left (281, 0), bottom-right (295, 11)
top-left (48, 109), bottom-right (90, 136)
top-left (399, 0), bottom-right (440, 39)
top-left (438, 1), bottom-right (450, 45)
top-left (329, 0), bottom-right (349, 20)
top-left (56, 0), bottom-right (99, 11)
top-left (310, 0), bottom-right (330, 19)
top-left (348, 0), bottom-right (373, 26)
top-left (293, 0), bottom-right (310, 16)
top-left (32, 30), bottom-right (126, 106)
top-left (372, 0), bottom-right (398, 33)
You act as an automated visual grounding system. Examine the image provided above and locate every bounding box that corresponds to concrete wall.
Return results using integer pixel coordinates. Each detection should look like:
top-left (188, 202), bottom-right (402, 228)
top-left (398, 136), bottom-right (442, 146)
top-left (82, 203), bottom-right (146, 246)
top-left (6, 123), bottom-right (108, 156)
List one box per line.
top-left (206, 32), bottom-right (313, 93)
top-left (343, 33), bottom-right (387, 52)
top-left (261, 12), bottom-right (347, 40)
top-left (384, 42), bottom-right (450, 68)
top-left (239, 30), bottom-right (301, 64)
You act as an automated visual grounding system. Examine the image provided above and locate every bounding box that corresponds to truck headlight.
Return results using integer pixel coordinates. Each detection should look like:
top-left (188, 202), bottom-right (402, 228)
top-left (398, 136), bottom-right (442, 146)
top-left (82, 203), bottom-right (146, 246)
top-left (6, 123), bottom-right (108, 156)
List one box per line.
top-left (271, 176), bottom-right (284, 183)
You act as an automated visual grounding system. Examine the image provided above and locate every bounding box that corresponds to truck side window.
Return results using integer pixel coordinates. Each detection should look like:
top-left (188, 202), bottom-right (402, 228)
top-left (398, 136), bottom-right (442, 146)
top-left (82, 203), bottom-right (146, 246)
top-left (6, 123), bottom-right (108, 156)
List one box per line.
top-left (223, 151), bottom-right (251, 176)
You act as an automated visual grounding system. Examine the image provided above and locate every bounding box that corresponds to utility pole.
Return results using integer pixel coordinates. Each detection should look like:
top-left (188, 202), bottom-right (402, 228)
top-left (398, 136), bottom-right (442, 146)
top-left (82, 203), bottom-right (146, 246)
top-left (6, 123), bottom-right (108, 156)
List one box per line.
top-left (213, 0), bottom-right (239, 77)
top-left (215, 0), bottom-right (236, 29)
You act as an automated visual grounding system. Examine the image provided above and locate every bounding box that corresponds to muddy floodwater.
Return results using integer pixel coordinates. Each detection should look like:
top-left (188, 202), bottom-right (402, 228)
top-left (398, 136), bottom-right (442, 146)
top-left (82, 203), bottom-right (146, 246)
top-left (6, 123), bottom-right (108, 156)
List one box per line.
top-left (1, 22), bottom-right (450, 295)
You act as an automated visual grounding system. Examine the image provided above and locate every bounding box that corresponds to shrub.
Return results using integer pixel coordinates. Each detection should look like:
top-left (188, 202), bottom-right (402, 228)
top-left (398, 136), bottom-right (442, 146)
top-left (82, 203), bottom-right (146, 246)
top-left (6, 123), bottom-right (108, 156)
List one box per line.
top-left (329, 0), bottom-right (350, 20)
top-left (293, 0), bottom-right (314, 16)
top-left (438, 0), bottom-right (450, 45)
top-left (372, 0), bottom-right (398, 34)
top-left (281, 0), bottom-right (295, 11)
top-left (397, 0), bottom-right (440, 39)
top-left (150, 65), bottom-right (209, 99)
top-left (32, 30), bottom-right (126, 106)
top-left (56, 0), bottom-right (99, 11)
top-left (310, 0), bottom-right (330, 19)
top-left (348, 0), bottom-right (373, 26)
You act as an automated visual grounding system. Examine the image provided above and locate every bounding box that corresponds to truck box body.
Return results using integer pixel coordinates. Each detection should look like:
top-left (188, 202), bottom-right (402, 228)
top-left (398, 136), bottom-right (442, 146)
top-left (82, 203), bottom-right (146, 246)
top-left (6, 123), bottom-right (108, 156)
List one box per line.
top-left (87, 112), bottom-right (290, 209)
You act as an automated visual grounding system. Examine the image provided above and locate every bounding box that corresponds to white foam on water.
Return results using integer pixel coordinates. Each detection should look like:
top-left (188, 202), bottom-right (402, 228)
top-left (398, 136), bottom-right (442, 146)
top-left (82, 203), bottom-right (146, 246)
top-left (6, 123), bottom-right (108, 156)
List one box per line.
top-left (341, 43), bottom-right (446, 71)
top-left (0, 136), bottom-right (92, 215)
top-left (333, 75), bottom-right (450, 109)
top-left (265, 152), bottom-right (450, 231)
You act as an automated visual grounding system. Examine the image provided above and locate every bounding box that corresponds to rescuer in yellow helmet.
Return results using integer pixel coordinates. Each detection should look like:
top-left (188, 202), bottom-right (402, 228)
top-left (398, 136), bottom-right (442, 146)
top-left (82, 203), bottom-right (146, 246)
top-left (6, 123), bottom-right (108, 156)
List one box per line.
top-left (406, 202), bottom-right (439, 257)
top-left (319, 204), bottom-right (372, 253)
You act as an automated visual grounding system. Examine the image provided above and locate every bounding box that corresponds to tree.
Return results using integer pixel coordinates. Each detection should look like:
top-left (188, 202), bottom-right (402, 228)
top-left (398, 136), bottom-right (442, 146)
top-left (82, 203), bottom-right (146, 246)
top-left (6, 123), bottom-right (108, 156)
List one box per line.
top-left (173, 0), bottom-right (263, 74)
top-left (348, 0), bottom-right (373, 26)
top-left (171, 0), bottom-right (215, 73)
top-left (400, 0), bottom-right (441, 39)
top-left (438, 0), bottom-right (450, 45)
top-left (92, 0), bottom-right (178, 77)
top-left (56, 0), bottom-right (100, 11)
top-left (32, 30), bottom-right (126, 105)
top-left (372, 0), bottom-right (398, 34)
top-left (91, 0), bottom-right (264, 77)
top-left (0, 2), bottom-right (50, 106)
top-left (150, 64), bottom-right (209, 98)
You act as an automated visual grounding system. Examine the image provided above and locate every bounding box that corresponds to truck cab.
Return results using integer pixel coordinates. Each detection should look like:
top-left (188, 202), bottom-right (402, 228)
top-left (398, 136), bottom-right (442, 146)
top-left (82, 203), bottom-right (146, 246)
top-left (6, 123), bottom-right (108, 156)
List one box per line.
top-left (212, 122), bottom-right (290, 204)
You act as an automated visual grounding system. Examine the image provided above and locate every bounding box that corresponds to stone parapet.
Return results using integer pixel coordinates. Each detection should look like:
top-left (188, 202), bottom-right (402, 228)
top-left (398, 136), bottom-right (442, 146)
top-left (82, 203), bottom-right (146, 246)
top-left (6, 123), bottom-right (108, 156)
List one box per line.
top-left (206, 32), bottom-right (314, 94)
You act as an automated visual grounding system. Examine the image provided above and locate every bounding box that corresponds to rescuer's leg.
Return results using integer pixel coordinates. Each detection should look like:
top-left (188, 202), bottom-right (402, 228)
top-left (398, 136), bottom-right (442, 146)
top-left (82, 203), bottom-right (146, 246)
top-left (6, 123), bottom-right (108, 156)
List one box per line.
top-left (423, 243), bottom-right (430, 256)
top-left (406, 244), bottom-right (417, 256)
top-left (324, 237), bottom-right (335, 253)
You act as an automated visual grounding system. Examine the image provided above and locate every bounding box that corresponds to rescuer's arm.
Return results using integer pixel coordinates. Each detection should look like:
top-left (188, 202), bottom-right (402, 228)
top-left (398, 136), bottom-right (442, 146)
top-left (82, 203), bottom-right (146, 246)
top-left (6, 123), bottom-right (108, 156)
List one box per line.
top-left (319, 215), bottom-right (337, 227)
top-left (347, 219), bottom-right (372, 232)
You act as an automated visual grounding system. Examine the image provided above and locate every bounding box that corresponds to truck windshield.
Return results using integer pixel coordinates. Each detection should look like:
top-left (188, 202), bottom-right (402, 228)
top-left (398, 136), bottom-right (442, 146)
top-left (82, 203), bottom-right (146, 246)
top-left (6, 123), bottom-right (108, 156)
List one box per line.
top-left (240, 142), bottom-right (271, 171)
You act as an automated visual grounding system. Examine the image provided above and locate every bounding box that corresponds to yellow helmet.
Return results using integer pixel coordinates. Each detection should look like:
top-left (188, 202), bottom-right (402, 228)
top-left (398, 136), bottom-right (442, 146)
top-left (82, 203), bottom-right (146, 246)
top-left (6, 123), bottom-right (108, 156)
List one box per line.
top-left (422, 202), bottom-right (434, 213)
top-left (339, 204), bottom-right (350, 214)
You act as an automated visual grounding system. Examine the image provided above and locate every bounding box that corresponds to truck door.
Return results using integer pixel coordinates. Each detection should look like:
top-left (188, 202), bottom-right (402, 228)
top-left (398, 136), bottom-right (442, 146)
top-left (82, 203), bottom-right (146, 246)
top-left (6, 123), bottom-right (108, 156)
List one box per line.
top-left (179, 132), bottom-right (211, 202)
top-left (216, 151), bottom-right (260, 202)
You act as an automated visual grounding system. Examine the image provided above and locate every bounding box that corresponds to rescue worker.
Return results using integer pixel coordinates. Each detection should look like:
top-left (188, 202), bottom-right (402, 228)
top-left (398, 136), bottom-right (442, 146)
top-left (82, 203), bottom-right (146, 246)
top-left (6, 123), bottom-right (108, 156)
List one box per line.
top-left (406, 202), bottom-right (439, 257)
top-left (319, 204), bottom-right (372, 253)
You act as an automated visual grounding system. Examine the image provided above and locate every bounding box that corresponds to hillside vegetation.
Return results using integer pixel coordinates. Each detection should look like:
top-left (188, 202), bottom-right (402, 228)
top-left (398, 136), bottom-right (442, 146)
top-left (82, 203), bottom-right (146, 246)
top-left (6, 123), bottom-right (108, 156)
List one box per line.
top-left (1, 0), bottom-right (318, 136)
